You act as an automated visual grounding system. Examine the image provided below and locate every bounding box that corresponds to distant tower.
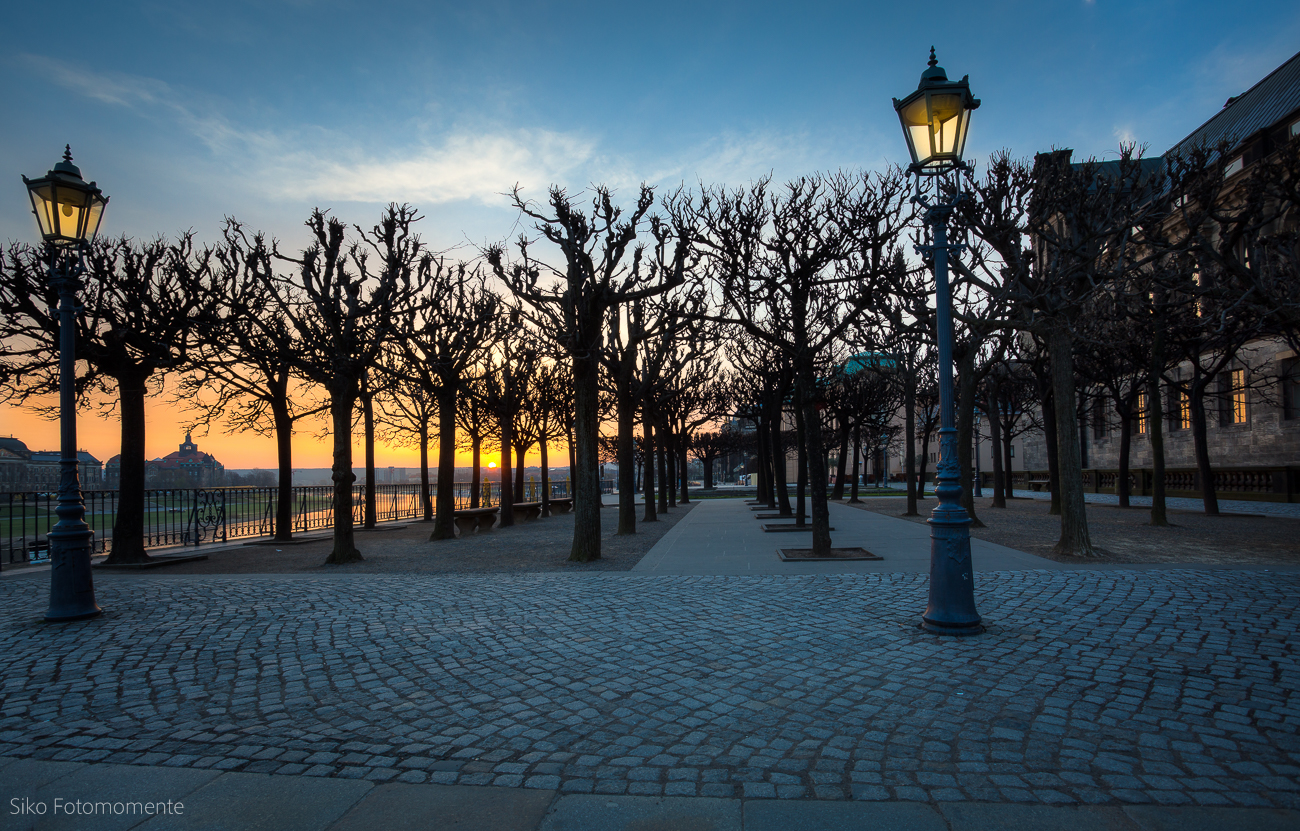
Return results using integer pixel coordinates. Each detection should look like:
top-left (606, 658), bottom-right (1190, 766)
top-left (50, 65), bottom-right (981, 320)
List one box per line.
top-left (180, 432), bottom-right (197, 454)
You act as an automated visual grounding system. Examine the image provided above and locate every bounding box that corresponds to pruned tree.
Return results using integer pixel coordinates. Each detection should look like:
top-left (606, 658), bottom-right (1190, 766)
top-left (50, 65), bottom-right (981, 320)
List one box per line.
top-left (0, 235), bottom-right (218, 564)
top-left (262, 205), bottom-right (435, 564)
top-left (489, 184), bottom-right (689, 561)
top-left (693, 171), bottom-right (911, 556)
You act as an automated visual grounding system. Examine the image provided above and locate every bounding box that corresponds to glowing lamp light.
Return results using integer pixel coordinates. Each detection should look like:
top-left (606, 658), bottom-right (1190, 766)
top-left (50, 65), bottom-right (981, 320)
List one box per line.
top-left (892, 48), bottom-right (979, 174)
top-left (23, 146), bottom-right (109, 247)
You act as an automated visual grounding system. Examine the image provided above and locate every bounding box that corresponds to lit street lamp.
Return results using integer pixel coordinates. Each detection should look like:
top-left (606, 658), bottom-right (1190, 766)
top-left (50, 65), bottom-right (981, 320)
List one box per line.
top-left (23, 146), bottom-right (108, 622)
top-left (893, 49), bottom-right (982, 636)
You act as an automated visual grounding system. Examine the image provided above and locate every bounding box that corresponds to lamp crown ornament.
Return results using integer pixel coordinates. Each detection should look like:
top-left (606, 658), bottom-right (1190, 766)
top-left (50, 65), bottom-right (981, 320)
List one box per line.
top-left (54, 145), bottom-right (82, 179)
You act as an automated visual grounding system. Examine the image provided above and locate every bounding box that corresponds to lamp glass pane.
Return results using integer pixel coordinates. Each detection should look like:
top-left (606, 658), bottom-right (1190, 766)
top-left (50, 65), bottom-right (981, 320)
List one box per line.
top-left (955, 106), bottom-right (971, 159)
top-left (900, 96), bottom-right (931, 164)
top-left (85, 196), bottom-right (106, 240)
top-left (928, 93), bottom-right (964, 158)
top-left (52, 184), bottom-right (93, 243)
top-left (27, 183), bottom-right (56, 238)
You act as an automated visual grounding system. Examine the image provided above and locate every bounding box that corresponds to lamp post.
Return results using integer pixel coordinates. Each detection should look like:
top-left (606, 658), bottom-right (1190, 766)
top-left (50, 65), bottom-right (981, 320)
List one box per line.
top-left (23, 146), bottom-right (108, 622)
top-left (893, 49), bottom-right (982, 636)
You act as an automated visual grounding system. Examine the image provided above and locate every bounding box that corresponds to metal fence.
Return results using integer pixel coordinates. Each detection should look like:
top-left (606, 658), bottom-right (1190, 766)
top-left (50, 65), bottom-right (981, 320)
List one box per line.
top-left (1, 478), bottom-right (572, 570)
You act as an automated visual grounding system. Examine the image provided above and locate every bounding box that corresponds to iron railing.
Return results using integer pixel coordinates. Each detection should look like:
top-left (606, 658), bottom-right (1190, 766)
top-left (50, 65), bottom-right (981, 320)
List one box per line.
top-left (1, 478), bottom-right (573, 570)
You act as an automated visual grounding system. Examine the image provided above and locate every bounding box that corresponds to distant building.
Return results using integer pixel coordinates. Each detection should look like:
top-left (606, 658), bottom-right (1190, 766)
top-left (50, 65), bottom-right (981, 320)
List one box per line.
top-left (0, 436), bottom-right (103, 491)
top-left (106, 433), bottom-right (225, 488)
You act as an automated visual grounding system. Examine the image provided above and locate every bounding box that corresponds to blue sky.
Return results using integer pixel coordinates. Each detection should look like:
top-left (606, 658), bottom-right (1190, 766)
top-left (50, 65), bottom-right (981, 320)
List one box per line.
top-left (4, 0), bottom-right (1299, 256)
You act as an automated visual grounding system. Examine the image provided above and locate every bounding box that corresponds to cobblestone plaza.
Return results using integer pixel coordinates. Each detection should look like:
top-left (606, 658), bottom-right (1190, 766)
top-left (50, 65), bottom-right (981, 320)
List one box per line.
top-left (2, 564), bottom-right (1297, 814)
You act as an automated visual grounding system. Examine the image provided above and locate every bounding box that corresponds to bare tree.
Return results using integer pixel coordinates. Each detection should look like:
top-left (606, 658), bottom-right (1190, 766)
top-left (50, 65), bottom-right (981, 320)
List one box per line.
top-left (694, 171), bottom-right (910, 556)
top-left (0, 236), bottom-right (217, 564)
top-left (264, 205), bottom-right (435, 564)
top-left (489, 185), bottom-right (689, 561)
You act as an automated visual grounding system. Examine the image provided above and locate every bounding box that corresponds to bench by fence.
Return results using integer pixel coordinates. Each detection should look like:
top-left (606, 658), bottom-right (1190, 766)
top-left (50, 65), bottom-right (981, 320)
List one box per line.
top-left (452, 507), bottom-right (500, 537)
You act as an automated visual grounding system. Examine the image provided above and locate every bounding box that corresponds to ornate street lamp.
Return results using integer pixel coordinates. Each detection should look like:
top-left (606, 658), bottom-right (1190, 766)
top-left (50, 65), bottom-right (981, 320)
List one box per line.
top-left (893, 50), bottom-right (983, 636)
top-left (23, 146), bottom-right (108, 622)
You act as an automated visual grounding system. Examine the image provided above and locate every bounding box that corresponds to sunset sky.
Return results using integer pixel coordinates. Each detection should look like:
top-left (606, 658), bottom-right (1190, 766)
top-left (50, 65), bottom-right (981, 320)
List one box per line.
top-left (2, 0), bottom-right (1298, 469)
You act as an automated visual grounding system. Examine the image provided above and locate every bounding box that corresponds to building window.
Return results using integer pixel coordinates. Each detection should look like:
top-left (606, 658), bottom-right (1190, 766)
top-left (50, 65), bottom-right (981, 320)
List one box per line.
top-left (1135, 391), bottom-right (1147, 434)
top-left (1223, 155), bottom-right (1244, 177)
top-left (1091, 397), bottom-right (1106, 440)
top-left (1009, 445), bottom-right (1015, 458)
top-left (1221, 369), bottom-right (1248, 425)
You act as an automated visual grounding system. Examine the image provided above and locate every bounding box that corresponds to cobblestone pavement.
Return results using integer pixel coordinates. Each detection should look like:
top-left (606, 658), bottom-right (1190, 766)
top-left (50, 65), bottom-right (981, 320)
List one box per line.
top-left (1, 570), bottom-right (1297, 809)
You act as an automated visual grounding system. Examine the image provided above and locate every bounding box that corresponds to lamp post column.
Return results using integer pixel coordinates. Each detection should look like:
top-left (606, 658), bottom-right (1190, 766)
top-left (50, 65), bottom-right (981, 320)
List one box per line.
top-left (921, 201), bottom-right (981, 636)
top-left (45, 245), bottom-right (101, 622)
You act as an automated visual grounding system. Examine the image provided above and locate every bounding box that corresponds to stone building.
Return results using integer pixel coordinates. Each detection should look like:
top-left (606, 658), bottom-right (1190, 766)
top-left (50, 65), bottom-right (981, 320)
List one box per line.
top-left (0, 436), bottom-right (103, 491)
top-left (1022, 51), bottom-right (1300, 486)
top-left (105, 433), bottom-right (225, 488)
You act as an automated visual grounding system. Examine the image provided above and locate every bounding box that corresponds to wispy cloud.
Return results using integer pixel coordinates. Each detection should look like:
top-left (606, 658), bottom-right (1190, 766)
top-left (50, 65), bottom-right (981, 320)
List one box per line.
top-left (28, 54), bottom-right (839, 214)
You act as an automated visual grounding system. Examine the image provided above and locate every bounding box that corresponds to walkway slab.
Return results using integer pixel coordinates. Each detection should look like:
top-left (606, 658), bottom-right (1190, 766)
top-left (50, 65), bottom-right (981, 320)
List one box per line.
top-left (136, 771), bottom-right (372, 830)
top-left (635, 498), bottom-right (1061, 574)
top-left (745, 799), bottom-right (947, 830)
top-left (537, 794), bottom-right (740, 831)
top-left (330, 782), bottom-right (554, 831)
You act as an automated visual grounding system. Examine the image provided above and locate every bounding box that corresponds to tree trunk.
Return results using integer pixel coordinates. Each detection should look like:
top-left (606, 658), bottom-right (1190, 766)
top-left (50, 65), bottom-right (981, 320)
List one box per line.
top-left (470, 438), bottom-right (482, 509)
top-left (540, 438), bottom-right (551, 515)
top-left (657, 421), bottom-right (670, 514)
top-left (569, 353), bottom-right (601, 560)
top-left (498, 407), bottom-right (515, 529)
top-left (917, 425), bottom-right (931, 505)
top-left (794, 393), bottom-right (808, 527)
top-left (1149, 329), bottom-right (1168, 526)
top-left (772, 407), bottom-right (792, 516)
top-left (678, 436), bottom-right (690, 504)
top-left (104, 373), bottom-right (151, 564)
top-left (514, 443), bottom-right (527, 500)
top-left (1189, 377), bottom-right (1220, 516)
top-left (757, 421), bottom-right (773, 507)
top-left (430, 384), bottom-right (457, 540)
top-left (904, 376), bottom-right (917, 515)
top-left (642, 412), bottom-right (658, 522)
top-left (1001, 417), bottom-right (1014, 503)
top-left (325, 388), bottom-right (362, 564)
top-left (850, 424), bottom-right (863, 505)
top-left (1048, 326), bottom-right (1096, 556)
top-left (797, 364), bottom-right (832, 555)
top-left (832, 421), bottom-right (849, 500)
top-left (270, 391), bottom-right (295, 541)
top-left (615, 382), bottom-right (637, 534)
top-left (665, 424), bottom-right (677, 508)
top-left (987, 388), bottom-right (1005, 509)
top-left (702, 452), bottom-right (715, 490)
top-left (1116, 401), bottom-right (1133, 509)
top-left (362, 383), bottom-right (376, 530)
top-left (1042, 385), bottom-right (1061, 516)
top-left (956, 354), bottom-right (984, 528)
top-left (419, 421), bottom-right (432, 522)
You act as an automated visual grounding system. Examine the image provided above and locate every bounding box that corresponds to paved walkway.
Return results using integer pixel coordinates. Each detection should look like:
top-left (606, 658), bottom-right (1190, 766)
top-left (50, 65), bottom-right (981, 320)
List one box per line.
top-left (635, 499), bottom-right (1061, 574)
top-left (1, 498), bottom-right (1297, 829)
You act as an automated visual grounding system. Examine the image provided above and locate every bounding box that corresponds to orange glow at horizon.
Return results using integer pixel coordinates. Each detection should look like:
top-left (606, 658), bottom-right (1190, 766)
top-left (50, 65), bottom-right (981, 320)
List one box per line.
top-left (0, 397), bottom-right (552, 473)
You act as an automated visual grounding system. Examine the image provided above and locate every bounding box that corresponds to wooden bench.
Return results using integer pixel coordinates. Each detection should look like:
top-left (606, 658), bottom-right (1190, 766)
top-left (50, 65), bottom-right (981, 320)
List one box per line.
top-left (1028, 479), bottom-right (1051, 492)
top-left (512, 502), bottom-right (543, 522)
top-left (547, 497), bottom-right (573, 514)
top-left (452, 507), bottom-right (499, 536)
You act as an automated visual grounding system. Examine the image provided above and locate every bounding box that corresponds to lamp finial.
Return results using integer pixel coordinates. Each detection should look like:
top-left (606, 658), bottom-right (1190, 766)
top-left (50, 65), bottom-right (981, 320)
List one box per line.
top-left (63, 145), bottom-right (73, 164)
top-left (928, 46), bottom-right (937, 68)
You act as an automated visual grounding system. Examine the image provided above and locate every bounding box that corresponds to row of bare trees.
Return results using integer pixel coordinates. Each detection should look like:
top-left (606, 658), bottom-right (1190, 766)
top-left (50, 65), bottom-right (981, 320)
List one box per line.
top-left (2, 130), bottom-right (1296, 564)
